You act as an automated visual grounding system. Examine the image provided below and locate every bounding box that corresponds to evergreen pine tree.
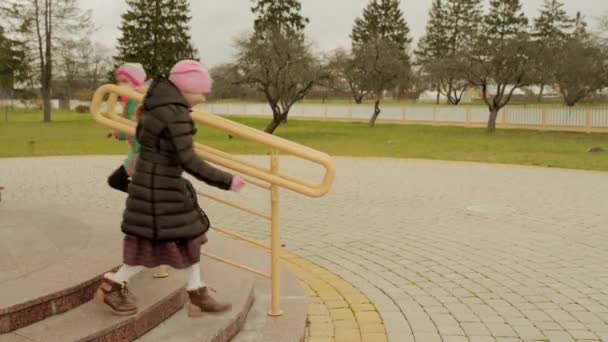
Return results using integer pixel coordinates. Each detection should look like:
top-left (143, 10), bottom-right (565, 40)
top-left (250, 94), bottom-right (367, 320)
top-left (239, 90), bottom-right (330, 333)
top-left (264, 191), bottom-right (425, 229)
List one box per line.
top-left (251, 0), bottom-right (309, 37)
top-left (0, 26), bottom-right (26, 92)
top-left (483, 0), bottom-right (529, 41)
top-left (444, 0), bottom-right (482, 53)
top-left (351, 0), bottom-right (411, 54)
top-left (533, 0), bottom-right (574, 42)
top-left (463, 0), bottom-right (531, 131)
top-left (532, 0), bottom-right (574, 101)
top-left (415, 0), bottom-right (448, 65)
top-left (115, 0), bottom-right (198, 78)
top-left (351, 0), bottom-right (412, 126)
top-left (415, 0), bottom-right (481, 105)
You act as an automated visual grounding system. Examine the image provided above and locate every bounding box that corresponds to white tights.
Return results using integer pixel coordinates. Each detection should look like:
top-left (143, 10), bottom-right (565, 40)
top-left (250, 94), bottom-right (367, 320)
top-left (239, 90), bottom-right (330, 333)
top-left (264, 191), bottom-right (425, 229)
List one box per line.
top-left (106, 263), bottom-right (204, 291)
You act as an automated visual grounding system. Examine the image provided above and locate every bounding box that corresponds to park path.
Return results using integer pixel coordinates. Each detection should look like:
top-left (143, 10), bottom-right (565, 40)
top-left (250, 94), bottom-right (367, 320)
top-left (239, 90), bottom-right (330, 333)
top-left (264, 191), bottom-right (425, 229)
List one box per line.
top-left (1, 156), bottom-right (607, 341)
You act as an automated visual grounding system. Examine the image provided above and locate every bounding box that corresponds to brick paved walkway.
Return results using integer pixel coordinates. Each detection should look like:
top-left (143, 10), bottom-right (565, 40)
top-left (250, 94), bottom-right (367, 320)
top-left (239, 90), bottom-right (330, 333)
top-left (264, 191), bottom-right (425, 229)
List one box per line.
top-left (1, 156), bottom-right (607, 342)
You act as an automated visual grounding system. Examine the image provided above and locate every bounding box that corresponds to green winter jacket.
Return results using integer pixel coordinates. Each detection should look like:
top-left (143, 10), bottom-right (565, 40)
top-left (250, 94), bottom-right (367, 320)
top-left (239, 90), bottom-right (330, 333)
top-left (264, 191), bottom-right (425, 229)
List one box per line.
top-left (114, 99), bottom-right (141, 176)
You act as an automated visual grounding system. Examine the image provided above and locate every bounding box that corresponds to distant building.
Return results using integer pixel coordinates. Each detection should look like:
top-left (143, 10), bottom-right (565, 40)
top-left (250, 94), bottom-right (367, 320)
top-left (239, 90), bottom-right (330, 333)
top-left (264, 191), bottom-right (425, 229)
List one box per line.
top-left (417, 89), bottom-right (473, 103)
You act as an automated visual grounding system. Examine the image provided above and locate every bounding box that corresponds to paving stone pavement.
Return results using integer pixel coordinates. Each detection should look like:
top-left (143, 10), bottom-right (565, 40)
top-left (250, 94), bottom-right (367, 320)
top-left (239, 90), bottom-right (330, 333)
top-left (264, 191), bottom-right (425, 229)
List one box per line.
top-left (1, 156), bottom-right (608, 342)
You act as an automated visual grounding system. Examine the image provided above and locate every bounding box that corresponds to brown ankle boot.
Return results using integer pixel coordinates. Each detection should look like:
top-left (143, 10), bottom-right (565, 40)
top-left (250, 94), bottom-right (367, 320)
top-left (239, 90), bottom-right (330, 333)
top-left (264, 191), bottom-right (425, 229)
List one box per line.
top-left (94, 277), bottom-right (138, 316)
top-left (187, 287), bottom-right (232, 317)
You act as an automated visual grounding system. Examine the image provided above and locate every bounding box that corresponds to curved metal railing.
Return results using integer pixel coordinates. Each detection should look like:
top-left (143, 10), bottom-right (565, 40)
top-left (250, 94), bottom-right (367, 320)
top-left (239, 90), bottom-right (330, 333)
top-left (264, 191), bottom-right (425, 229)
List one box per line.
top-left (90, 84), bottom-right (336, 316)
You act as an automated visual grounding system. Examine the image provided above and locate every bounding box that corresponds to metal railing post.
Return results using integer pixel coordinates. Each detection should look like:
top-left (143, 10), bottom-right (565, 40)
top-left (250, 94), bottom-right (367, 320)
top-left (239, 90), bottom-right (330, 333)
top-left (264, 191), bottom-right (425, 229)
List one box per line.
top-left (153, 266), bottom-right (169, 278)
top-left (269, 150), bottom-right (283, 316)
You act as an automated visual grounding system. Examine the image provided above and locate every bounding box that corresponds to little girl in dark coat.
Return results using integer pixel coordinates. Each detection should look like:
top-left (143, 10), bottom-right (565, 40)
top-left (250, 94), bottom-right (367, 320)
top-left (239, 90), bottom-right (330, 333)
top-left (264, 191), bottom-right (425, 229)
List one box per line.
top-left (95, 60), bottom-right (246, 317)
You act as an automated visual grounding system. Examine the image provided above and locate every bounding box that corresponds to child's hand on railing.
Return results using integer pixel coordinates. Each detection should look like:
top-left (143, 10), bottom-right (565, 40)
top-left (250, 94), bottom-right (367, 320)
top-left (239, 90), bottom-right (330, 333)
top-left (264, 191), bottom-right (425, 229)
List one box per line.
top-left (230, 176), bottom-right (246, 193)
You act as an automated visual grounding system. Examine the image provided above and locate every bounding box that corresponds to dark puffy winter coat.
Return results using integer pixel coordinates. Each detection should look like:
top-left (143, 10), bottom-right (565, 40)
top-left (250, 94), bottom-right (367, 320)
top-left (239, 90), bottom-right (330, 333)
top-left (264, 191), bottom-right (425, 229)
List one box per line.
top-left (121, 78), bottom-right (233, 241)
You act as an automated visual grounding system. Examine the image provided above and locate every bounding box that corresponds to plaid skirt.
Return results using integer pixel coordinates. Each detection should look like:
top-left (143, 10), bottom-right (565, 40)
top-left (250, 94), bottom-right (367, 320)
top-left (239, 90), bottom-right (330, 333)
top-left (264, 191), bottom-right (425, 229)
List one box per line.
top-left (123, 233), bottom-right (208, 269)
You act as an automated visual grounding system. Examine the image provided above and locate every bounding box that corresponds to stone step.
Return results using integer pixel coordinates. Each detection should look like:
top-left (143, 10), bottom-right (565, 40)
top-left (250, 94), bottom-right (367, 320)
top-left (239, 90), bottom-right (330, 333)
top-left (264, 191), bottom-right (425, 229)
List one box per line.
top-left (0, 206), bottom-right (124, 333)
top-left (140, 232), bottom-right (308, 342)
top-left (0, 204), bottom-right (308, 342)
top-left (1, 258), bottom-right (255, 342)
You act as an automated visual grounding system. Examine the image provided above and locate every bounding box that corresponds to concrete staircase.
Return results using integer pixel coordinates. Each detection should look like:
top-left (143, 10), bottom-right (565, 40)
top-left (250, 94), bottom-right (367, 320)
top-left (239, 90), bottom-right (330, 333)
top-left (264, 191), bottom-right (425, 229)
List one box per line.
top-left (0, 205), bottom-right (307, 342)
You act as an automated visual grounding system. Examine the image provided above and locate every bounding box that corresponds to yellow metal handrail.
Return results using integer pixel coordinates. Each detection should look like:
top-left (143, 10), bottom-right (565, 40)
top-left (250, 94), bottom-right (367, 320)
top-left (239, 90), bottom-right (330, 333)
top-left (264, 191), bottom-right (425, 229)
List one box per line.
top-left (91, 84), bottom-right (336, 198)
top-left (90, 84), bottom-right (336, 317)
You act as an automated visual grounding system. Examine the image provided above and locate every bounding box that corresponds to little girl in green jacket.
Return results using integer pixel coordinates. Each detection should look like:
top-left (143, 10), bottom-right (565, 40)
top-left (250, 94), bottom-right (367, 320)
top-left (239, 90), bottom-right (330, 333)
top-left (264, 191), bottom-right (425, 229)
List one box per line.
top-left (107, 63), bottom-right (146, 192)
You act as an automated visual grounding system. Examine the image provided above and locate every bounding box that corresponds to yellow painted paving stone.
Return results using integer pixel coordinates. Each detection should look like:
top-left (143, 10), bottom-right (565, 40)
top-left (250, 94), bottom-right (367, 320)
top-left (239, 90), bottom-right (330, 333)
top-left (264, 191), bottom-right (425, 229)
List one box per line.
top-left (307, 338), bottom-right (334, 342)
top-left (308, 281), bottom-right (333, 289)
top-left (335, 329), bottom-right (362, 342)
top-left (344, 294), bottom-right (371, 305)
top-left (284, 253), bottom-right (387, 341)
top-left (322, 275), bottom-right (345, 283)
top-left (309, 322), bottom-right (334, 337)
top-left (218, 239), bottom-right (388, 342)
top-left (315, 284), bottom-right (338, 293)
top-left (334, 320), bottom-right (360, 329)
top-left (350, 303), bottom-right (377, 311)
top-left (361, 333), bottom-right (389, 342)
top-left (330, 308), bottom-right (356, 321)
top-left (310, 296), bottom-right (324, 304)
top-left (319, 290), bottom-right (344, 300)
top-left (309, 315), bottom-right (332, 323)
top-left (325, 300), bottom-right (349, 309)
top-left (356, 311), bottom-right (382, 324)
top-left (309, 303), bottom-right (330, 315)
top-left (310, 267), bottom-right (330, 275)
top-left (360, 324), bottom-right (386, 334)
top-left (334, 285), bottom-right (363, 294)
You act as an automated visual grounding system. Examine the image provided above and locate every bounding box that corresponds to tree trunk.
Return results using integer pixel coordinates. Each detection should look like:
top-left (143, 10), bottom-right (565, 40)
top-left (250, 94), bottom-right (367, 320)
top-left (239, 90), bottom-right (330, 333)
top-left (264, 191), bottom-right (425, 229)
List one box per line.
top-left (537, 84), bottom-right (545, 102)
top-left (43, 0), bottom-right (52, 123)
top-left (42, 86), bottom-right (51, 123)
top-left (448, 97), bottom-right (461, 105)
top-left (435, 86), bottom-right (440, 105)
top-left (264, 119), bottom-right (281, 134)
top-left (355, 95), bottom-right (363, 104)
top-left (369, 99), bottom-right (381, 128)
top-left (447, 87), bottom-right (463, 106)
top-left (487, 107), bottom-right (499, 133)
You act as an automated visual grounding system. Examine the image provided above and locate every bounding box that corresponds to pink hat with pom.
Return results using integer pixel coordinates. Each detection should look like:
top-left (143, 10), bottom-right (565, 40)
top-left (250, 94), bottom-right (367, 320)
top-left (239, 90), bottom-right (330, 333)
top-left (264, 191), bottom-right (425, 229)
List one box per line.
top-left (115, 63), bottom-right (146, 87)
top-left (169, 60), bottom-right (212, 94)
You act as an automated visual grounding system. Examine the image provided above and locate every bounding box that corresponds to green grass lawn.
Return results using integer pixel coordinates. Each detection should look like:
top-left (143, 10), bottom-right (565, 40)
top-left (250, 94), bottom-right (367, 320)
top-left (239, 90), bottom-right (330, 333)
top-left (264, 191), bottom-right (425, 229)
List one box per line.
top-left (1, 109), bottom-right (607, 171)
top-left (209, 98), bottom-right (608, 107)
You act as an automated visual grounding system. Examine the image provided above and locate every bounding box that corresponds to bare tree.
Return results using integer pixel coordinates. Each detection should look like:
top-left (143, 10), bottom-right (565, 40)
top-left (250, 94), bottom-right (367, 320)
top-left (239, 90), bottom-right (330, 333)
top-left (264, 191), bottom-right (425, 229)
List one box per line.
top-left (326, 48), bottom-right (369, 104)
top-left (354, 39), bottom-right (411, 127)
top-left (85, 43), bottom-right (113, 89)
top-left (531, 0), bottom-right (575, 102)
top-left (456, 0), bottom-right (535, 132)
top-left (2, 0), bottom-right (92, 122)
top-left (553, 37), bottom-right (607, 106)
top-left (208, 63), bottom-right (256, 101)
top-left (351, 0), bottom-right (412, 125)
top-left (234, 32), bottom-right (325, 134)
top-left (415, 0), bottom-right (481, 105)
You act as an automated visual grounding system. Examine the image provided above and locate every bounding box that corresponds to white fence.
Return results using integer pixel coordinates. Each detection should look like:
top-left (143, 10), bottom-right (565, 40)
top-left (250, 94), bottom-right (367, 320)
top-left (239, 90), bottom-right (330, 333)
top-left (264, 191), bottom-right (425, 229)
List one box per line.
top-left (198, 103), bottom-right (608, 132)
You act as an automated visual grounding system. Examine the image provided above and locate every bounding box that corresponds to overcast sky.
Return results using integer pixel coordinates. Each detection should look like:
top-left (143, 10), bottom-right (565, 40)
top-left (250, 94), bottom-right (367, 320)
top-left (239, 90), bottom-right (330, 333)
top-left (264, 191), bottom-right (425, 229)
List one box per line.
top-left (81, 0), bottom-right (608, 67)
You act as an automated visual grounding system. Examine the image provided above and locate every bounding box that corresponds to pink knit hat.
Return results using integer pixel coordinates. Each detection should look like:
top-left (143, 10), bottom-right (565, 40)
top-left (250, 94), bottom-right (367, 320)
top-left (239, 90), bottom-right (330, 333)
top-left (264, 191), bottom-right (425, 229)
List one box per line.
top-left (169, 60), bottom-right (212, 94)
top-left (116, 63), bottom-right (146, 87)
